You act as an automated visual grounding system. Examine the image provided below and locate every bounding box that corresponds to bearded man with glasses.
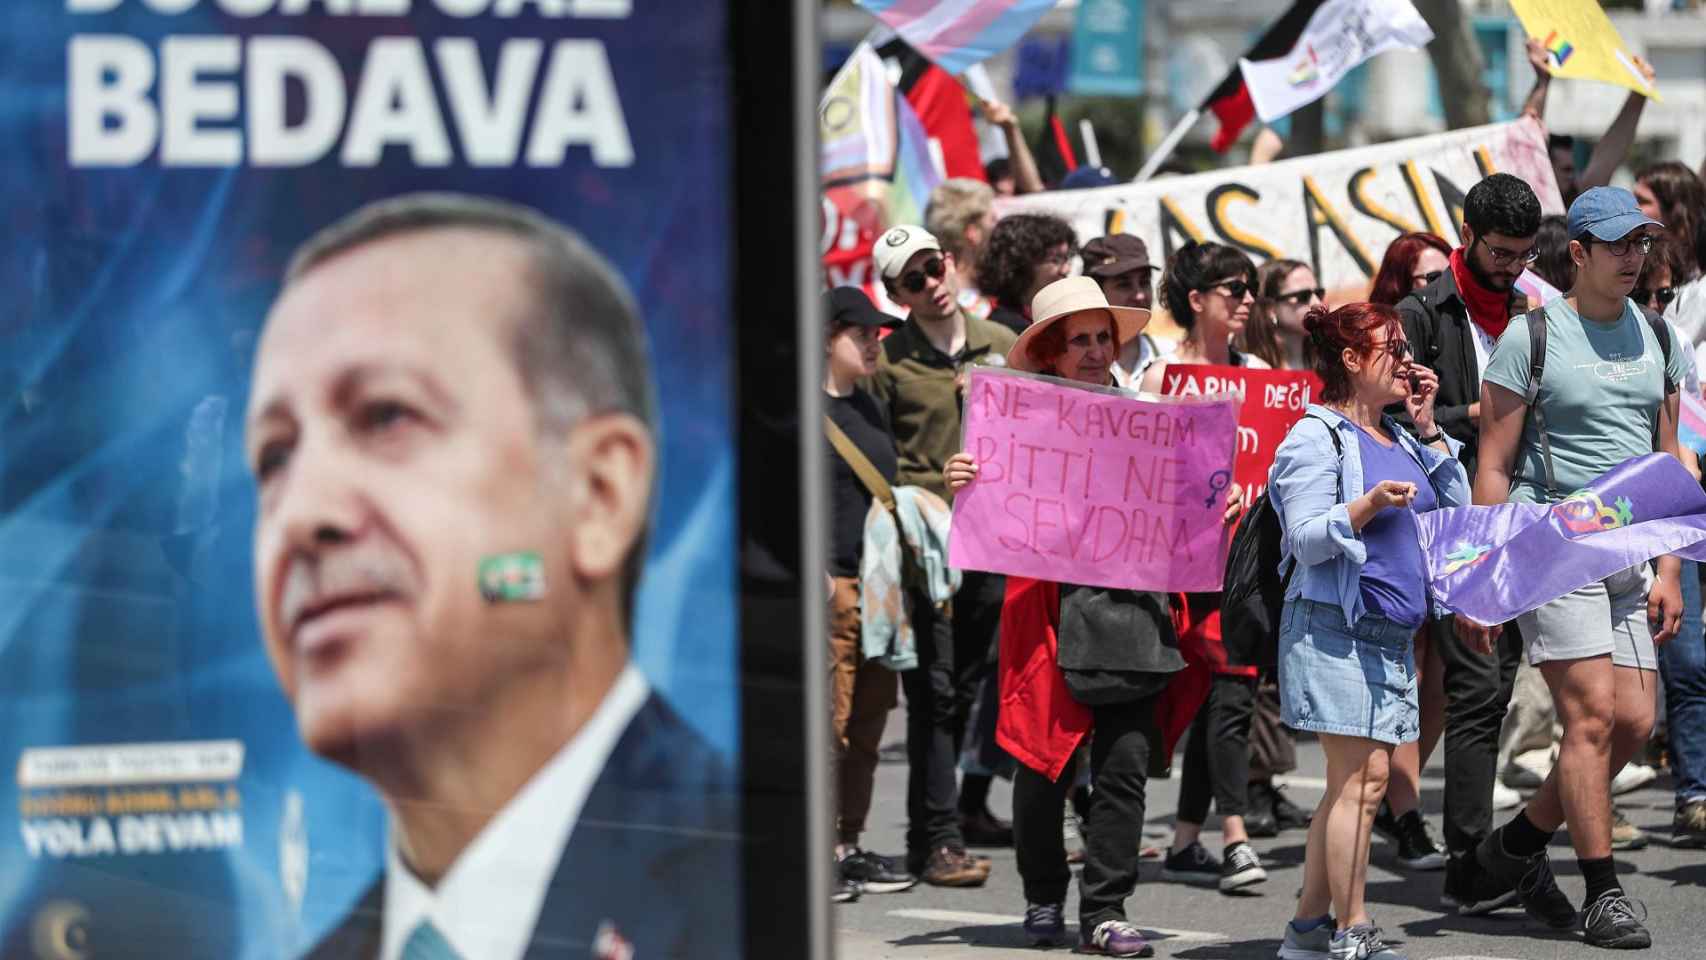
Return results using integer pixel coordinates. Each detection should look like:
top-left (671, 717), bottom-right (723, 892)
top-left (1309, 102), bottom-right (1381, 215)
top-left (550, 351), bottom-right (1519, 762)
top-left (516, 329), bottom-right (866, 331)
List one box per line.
top-left (869, 224), bottom-right (1018, 886)
top-left (1391, 172), bottom-right (1547, 918)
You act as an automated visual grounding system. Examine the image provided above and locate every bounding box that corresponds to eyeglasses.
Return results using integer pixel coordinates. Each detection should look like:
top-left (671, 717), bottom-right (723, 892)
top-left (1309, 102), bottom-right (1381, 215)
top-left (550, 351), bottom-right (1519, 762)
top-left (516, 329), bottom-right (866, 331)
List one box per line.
top-left (1040, 249), bottom-right (1073, 268)
top-left (1203, 280), bottom-right (1252, 299)
top-left (1066, 330), bottom-right (1115, 350)
top-left (1634, 285), bottom-right (1677, 308)
top-left (1472, 235), bottom-right (1539, 266)
top-left (898, 256), bottom-right (946, 294)
top-left (1275, 287), bottom-right (1326, 306)
top-left (1586, 234), bottom-right (1656, 258)
top-left (1412, 270), bottom-right (1443, 286)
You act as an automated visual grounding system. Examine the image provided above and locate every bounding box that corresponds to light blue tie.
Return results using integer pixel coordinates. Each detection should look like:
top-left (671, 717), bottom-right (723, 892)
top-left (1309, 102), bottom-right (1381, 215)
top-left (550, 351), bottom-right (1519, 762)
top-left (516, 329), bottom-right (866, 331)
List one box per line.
top-left (401, 921), bottom-right (462, 960)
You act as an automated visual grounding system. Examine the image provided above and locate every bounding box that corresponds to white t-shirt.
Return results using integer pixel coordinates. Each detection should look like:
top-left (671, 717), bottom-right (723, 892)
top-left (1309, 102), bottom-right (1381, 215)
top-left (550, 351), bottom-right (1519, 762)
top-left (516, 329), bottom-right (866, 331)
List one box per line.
top-left (1667, 275), bottom-right (1706, 347)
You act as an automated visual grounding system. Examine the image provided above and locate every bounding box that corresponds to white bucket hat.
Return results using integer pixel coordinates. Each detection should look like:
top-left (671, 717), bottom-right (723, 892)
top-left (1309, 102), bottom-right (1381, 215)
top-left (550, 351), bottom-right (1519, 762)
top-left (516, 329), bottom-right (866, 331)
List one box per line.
top-left (1006, 276), bottom-right (1150, 373)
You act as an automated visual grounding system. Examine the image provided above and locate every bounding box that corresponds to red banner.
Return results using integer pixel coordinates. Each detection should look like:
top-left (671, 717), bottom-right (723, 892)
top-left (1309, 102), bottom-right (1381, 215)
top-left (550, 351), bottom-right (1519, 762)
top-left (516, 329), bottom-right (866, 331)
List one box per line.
top-left (1156, 364), bottom-right (1323, 502)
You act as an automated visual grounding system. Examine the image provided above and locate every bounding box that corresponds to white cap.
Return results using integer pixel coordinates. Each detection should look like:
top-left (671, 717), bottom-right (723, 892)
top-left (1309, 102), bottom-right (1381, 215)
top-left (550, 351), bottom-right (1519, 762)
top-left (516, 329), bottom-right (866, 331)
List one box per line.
top-left (872, 225), bottom-right (942, 280)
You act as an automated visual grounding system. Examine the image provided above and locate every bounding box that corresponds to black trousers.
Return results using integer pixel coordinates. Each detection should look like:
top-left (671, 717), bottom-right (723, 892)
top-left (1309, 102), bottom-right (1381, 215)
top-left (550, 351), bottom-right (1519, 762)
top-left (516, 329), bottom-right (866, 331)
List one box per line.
top-left (1012, 695), bottom-right (1159, 928)
top-left (1436, 616), bottom-right (1523, 854)
top-left (953, 571), bottom-right (1010, 783)
top-left (901, 580), bottom-right (991, 856)
top-left (1177, 675), bottom-right (1256, 824)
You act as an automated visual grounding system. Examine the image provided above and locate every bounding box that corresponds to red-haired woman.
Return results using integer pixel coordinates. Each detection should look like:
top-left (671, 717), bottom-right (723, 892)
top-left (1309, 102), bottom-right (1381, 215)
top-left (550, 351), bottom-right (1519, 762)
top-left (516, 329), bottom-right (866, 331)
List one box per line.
top-left (1268, 302), bottom-right (1469, 960)
top-left (1369, 232), bottom-right (1451, 307)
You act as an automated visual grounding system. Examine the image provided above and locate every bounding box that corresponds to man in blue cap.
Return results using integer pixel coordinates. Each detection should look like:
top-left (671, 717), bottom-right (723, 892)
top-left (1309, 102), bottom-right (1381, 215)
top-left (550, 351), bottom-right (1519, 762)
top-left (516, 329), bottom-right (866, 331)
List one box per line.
top-left (1464, 186), bottom-right (1688, 950)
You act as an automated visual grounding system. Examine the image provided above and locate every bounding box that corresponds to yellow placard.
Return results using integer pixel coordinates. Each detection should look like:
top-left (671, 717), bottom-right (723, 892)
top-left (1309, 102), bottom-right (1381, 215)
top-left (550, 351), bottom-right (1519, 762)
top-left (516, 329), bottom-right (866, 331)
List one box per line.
top-left (1509, 0), bottom-right (1660, 101)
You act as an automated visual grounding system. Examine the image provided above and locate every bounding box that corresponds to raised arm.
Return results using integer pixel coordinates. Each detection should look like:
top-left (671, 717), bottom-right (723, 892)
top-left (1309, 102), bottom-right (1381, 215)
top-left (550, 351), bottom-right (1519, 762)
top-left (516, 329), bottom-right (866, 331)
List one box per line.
top-left (1520, 37), bottom-right (1552, 126)
top-left (1578, 57), bottom-right (1657, 191)
top-left (979, 99), bottom-right (1046, 195)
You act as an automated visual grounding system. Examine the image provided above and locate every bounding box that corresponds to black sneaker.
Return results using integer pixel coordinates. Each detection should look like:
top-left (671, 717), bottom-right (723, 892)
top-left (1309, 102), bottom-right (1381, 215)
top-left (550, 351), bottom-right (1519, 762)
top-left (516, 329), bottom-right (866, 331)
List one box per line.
top-left (1474, 832), bottom-right (1576, 929)
top-left (1159, 841), bottom-right (1222, 886)
top-left (1372, 801), bottom-right (1401, 845)
top-left (1582, 891), bottom-right (1651, 949)
top-left (1219, 841), bottom-right (1268, 893)
top-left (1022, 901), bottom-right (1066, 946)
top-left (1268, 782), bottom-right (1313, 831)
top-left (1393, 811), bottom-right (1445, 871)
top-left (1245, 784), bottom-right (1279, 838)
top-left (833, 873), bottom-right (861, 903)
top-left (839, 848), bottom-right (918, 894)
top-left (1442, 851), bottom-right (1520, 915)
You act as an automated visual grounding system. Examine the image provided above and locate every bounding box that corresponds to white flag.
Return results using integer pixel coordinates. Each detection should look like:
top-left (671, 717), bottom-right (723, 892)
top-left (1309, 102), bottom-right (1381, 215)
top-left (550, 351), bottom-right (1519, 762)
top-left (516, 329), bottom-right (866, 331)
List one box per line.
top-left (1238, 0), bottom-right (1434, 124)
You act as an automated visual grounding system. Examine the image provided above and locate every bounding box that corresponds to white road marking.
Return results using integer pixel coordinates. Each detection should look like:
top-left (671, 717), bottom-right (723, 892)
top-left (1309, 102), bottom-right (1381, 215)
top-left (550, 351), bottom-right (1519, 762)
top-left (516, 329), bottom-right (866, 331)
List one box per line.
top-left (886, 909), bottom-right (1225, 942)
top-left (1276, 774), bottom-right (1442, 791)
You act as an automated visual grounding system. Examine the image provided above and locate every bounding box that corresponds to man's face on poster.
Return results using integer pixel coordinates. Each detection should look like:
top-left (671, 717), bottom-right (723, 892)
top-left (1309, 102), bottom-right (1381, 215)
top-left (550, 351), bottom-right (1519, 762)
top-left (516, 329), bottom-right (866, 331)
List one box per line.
top-left (245, 229), bottom-right (615, 762)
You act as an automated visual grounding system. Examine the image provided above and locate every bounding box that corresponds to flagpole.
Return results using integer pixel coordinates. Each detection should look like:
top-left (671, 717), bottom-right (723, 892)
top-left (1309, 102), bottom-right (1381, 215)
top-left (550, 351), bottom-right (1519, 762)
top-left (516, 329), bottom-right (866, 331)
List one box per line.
top-left (1133, 108), bottom-right (1199, 183)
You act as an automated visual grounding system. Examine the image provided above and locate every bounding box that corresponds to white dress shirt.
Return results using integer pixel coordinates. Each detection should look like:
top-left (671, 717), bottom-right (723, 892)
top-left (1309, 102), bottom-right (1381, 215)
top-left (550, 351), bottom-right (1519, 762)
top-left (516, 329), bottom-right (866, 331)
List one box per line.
top-left (379, 664), bottom-right (651, 960)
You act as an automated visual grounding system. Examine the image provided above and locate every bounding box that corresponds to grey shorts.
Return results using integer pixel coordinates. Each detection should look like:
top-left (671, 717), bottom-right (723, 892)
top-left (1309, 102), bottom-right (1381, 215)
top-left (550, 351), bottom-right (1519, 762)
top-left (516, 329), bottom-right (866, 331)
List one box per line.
top-left (1517, 564), bottom-right (1658, 670)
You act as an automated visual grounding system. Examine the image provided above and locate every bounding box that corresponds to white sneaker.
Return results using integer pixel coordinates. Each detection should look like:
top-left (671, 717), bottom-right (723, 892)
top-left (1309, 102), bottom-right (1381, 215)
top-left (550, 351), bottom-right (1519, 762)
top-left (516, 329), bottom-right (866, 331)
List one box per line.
top-left (1491, 781), bottom-right (1521, 811)
top-left (1501, 748), bottom-right (1552, 790)
top-left (1611, 763), bottom-right (1657, 796)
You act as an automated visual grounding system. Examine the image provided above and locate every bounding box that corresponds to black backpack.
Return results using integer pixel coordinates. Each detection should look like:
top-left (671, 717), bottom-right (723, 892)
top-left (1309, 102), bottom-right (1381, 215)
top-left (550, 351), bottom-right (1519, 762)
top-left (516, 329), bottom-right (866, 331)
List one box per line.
top-left (1219, 414), bottom-right (1341, 674)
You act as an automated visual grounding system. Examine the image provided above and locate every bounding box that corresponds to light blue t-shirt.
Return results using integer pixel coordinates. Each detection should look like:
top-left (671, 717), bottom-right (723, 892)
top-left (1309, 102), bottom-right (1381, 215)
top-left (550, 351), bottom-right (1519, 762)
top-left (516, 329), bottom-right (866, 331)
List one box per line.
top-left (1481, 298), bottom-right (1689, 504)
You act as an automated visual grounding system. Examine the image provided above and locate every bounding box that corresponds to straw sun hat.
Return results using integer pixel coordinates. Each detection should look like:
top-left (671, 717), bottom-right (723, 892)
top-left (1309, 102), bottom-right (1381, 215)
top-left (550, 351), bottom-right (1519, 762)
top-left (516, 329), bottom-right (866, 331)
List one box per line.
top-left (1005, 276), bottom-right (1151, 373)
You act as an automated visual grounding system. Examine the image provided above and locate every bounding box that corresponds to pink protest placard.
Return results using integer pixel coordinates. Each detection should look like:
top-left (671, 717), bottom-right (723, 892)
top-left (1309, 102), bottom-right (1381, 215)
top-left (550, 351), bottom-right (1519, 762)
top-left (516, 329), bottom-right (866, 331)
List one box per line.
top-left (948, 368), bottom-right (1240, 592)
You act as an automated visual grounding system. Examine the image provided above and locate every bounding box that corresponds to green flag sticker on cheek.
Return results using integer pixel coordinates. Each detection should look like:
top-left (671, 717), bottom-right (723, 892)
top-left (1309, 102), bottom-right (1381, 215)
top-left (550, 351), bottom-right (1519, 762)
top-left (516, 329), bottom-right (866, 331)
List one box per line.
top-left (479, 552), bottom-right (546, 603)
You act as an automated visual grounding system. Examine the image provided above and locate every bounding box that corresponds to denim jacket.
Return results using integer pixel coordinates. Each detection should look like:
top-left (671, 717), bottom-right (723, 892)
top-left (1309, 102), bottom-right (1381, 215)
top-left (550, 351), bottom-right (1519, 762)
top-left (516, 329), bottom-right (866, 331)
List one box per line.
top-left (1268, 404), bottom-right (1470, 627)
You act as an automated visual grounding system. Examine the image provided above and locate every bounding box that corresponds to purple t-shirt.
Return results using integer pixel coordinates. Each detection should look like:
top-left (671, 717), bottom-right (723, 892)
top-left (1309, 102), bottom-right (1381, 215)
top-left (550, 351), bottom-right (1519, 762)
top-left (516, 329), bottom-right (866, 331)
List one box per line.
top-left (1354, 425), bottom-right (1435, 629)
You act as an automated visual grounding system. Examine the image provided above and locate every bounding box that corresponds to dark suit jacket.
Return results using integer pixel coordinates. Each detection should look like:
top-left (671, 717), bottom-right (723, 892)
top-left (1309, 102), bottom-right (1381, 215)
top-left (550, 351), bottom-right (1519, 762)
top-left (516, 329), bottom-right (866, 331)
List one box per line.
top-left (303, 692), bottom-right (738, 960)
top-left (1394, 268), bottom-right (1527, 478)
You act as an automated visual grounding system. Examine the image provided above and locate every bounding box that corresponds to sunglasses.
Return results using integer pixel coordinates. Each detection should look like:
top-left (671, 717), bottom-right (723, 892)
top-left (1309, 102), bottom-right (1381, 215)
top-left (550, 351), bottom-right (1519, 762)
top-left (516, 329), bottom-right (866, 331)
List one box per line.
top-left (1634, 285), bottom-right (1677, 308)
top-left (898, 256), bottom-right (946, 294)
top-left (1381, 339), bottom-right (1414, 362)
top-left (1412, 270), bottom-right (1443, 286)
top-left (1275, 287), bottom-right (1326, 305)
top-left (1203, 280), bottom-right (1252, 299)
top-left (1066, 330), bottom-right (1115, 350)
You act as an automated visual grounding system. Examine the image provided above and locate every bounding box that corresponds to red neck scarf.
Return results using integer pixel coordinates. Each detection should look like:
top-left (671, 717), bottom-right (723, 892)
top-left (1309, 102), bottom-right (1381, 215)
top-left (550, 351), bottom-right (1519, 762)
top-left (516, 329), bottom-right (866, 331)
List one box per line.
top-left (1449, 247), bottom-right (1515, 340)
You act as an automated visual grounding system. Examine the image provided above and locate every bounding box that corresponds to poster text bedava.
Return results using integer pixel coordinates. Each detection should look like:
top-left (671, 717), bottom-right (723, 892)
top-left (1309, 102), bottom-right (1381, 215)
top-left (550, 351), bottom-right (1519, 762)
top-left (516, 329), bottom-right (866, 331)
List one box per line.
top-left (67, 0), bottom-right (636, 168)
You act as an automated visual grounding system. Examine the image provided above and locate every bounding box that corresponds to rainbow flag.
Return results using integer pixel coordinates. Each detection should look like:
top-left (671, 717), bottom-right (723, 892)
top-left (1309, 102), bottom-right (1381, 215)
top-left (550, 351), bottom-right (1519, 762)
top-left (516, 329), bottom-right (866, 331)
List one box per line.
top-left (856, 0), bottom-right (1057, 76)
top-left (820, 44), bottom-right (942, 229)
top-left (1681, 390), bottom-right (1706, 456)
top-left (1543, 29), bottom-right (1574, 68)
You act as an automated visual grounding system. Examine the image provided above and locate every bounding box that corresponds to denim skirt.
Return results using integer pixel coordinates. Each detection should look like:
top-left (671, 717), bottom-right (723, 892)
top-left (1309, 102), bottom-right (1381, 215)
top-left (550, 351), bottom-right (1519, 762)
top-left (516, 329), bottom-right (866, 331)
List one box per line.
top-left (1277, 599), bottom-right (1419, 745)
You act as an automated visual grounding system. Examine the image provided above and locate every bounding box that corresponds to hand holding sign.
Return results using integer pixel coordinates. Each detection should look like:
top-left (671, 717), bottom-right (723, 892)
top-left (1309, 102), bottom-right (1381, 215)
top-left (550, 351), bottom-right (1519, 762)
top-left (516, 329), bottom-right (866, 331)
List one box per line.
top-left (947, 368), bottom-right (1240, 592)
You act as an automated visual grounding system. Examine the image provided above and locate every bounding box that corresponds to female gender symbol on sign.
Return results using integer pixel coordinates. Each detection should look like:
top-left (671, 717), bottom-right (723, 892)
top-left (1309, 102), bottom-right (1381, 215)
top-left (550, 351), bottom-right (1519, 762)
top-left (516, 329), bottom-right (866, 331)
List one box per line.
top-left (1205, 470), bottom-right (1232, 509)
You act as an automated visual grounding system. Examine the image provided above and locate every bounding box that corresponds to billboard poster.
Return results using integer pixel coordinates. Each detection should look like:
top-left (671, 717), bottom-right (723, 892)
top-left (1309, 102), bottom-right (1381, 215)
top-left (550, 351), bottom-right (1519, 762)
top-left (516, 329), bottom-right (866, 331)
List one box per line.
top-left (1, 3), bottom-right (742, 957)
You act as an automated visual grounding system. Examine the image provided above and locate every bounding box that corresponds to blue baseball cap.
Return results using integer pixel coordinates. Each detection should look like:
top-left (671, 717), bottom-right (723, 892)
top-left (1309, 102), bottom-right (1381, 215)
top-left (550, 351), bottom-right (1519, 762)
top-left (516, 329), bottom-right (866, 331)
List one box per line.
top-left (1567, 186), bottom-right (1663, 242)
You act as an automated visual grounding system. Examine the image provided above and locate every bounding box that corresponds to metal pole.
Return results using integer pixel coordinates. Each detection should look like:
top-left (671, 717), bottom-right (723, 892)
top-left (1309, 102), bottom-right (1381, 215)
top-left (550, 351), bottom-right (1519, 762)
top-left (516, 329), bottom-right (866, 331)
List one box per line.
top-left (1132, 107), bottom-right (1200, 182)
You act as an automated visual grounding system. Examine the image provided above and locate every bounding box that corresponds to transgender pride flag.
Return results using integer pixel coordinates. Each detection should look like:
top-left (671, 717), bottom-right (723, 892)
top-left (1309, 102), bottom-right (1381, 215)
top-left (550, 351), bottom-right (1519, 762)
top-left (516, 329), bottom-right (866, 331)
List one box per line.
top-left (857, 0), bottom-right (1058, 76)
top-left (1681, 390), bottom-right (1706, 456)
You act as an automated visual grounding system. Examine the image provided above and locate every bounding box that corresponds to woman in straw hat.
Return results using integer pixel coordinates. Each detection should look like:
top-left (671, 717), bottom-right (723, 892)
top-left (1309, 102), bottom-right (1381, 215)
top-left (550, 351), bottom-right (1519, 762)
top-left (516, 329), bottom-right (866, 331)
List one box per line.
top-left (941, 277), bottom-right (1243, 958)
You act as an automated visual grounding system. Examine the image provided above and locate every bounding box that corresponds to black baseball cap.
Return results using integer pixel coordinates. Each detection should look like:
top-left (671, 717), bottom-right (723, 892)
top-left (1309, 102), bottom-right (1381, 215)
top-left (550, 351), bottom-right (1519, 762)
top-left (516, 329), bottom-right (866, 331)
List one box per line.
top-left (826, 286), bottom-right (899, 329)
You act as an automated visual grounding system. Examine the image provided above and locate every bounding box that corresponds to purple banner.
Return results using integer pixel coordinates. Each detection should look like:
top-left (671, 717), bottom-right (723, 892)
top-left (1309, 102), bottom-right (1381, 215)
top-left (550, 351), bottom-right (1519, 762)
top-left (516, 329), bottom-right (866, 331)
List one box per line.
top-left (1417, 454), bottom-right (1706, 626)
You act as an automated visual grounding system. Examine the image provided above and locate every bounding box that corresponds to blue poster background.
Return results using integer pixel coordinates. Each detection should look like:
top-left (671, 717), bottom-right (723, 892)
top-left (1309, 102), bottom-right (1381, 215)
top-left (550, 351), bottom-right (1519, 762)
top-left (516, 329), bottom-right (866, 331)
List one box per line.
top-left (0, 5), bottom-right (736, 957)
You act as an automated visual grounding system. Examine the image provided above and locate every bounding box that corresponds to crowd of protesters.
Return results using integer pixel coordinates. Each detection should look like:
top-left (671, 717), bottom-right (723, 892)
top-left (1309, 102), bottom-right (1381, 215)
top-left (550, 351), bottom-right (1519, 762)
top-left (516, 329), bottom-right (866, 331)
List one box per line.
top-left (822, 58), bottom-right (1706, 959)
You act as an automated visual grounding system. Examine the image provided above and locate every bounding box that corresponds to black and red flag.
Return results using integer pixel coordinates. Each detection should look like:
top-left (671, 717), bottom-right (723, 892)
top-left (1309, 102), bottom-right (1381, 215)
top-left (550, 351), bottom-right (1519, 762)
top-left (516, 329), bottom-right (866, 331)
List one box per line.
top-left (1198, 0), bottom-right (1327, 153)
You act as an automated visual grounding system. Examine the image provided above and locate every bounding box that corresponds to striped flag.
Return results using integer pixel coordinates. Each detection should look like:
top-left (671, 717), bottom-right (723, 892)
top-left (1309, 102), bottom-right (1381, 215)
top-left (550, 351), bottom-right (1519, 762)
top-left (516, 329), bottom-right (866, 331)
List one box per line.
top-left (821, 44), bottom-right (944, 305)
top-left (856, 0), bottom-right (1059, 76)
top-left (1680, 390), bottom-right (1706, 456)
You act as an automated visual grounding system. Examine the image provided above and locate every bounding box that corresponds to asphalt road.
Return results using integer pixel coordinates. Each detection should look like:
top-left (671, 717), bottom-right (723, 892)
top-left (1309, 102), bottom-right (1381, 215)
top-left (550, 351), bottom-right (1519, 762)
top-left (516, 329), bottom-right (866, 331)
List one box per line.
top-left (834, 711), bottom-right (1706, 960)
